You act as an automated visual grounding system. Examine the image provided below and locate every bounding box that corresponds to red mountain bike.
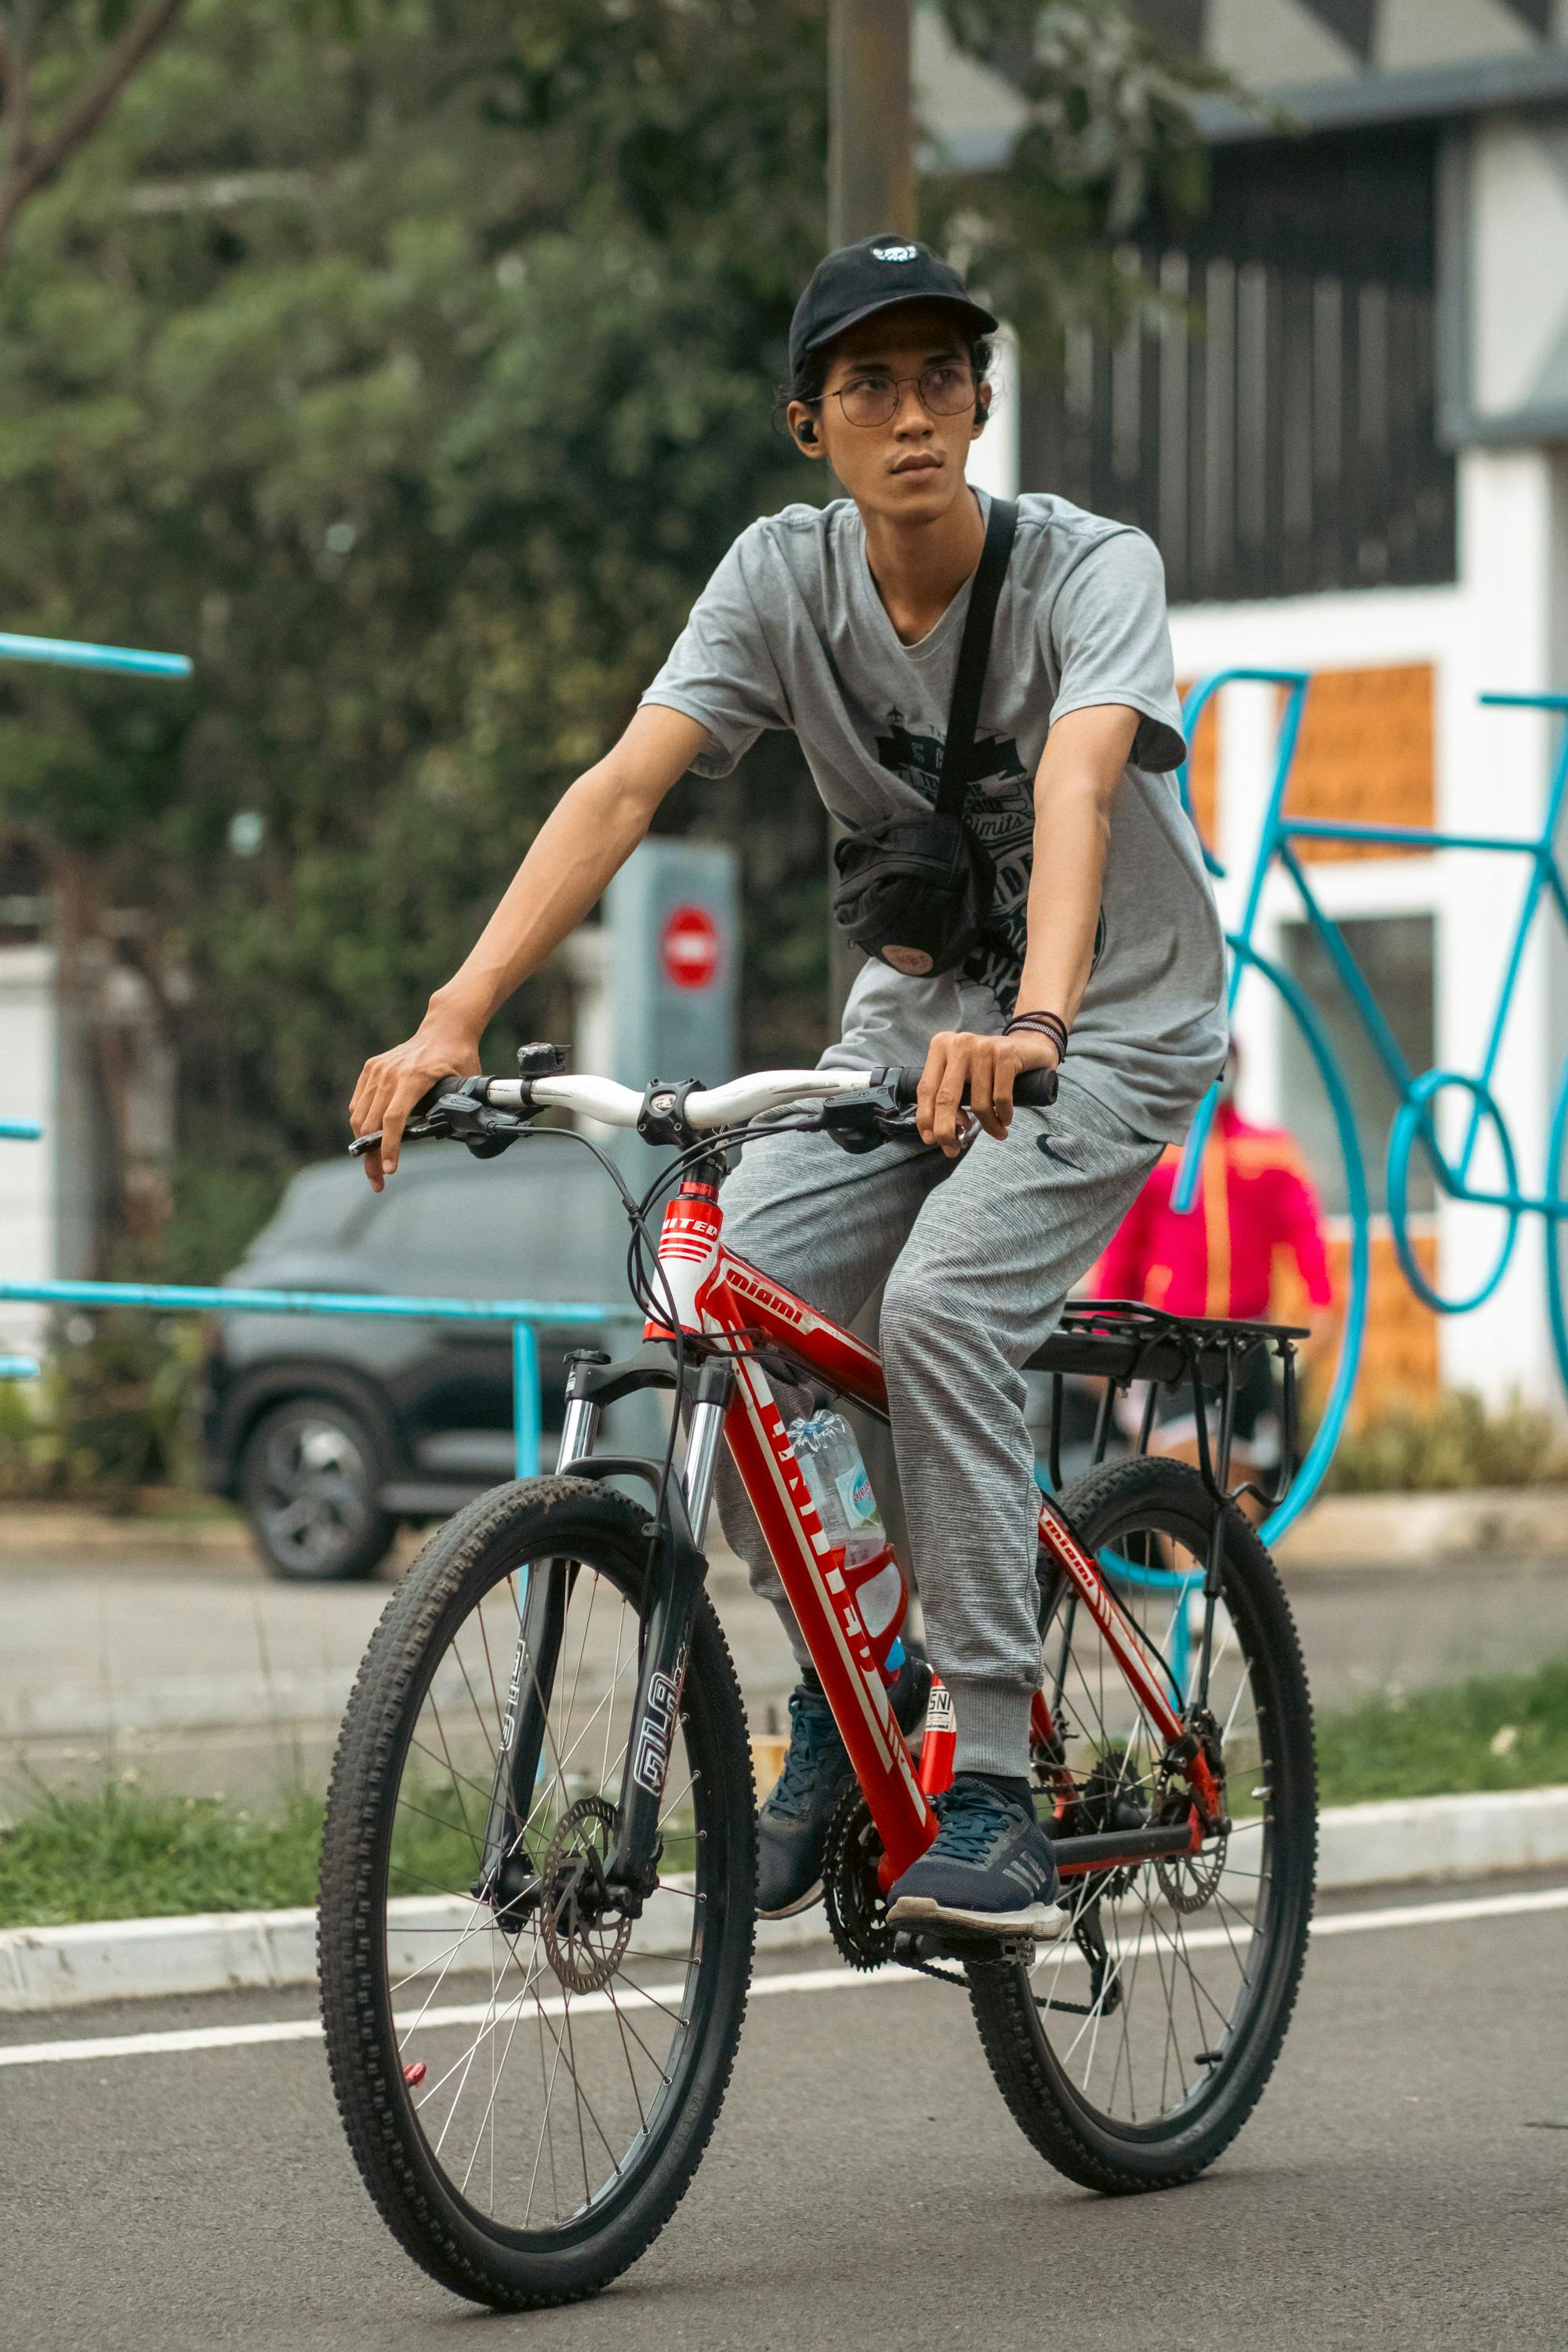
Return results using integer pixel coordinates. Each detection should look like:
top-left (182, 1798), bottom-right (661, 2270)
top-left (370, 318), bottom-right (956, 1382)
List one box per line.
top-left (321, 1053), bottom-right (1316, 2310)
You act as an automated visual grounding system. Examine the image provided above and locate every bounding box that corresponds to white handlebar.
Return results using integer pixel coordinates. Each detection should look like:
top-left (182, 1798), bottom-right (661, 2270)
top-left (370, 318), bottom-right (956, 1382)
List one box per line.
top-left (484, 1067), bottom-right (880, 1131)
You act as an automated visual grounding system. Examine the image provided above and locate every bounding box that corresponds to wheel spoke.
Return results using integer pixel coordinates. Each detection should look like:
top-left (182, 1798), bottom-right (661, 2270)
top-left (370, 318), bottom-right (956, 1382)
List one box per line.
top-left (1017, 1486), bottom-right (1302, 2146)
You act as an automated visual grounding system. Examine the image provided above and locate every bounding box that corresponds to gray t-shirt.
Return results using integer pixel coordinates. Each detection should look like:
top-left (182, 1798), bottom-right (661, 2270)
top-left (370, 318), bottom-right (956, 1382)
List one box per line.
top-left (641, 489), bottom-right (1226, 1143)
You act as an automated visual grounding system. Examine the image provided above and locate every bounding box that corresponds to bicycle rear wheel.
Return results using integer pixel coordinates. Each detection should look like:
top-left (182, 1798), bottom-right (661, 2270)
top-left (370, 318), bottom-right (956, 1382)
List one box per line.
top-left (318, 1476), bottom-right (755, 2309)
top-left (967, 1454), bottom-right (1315, 2194)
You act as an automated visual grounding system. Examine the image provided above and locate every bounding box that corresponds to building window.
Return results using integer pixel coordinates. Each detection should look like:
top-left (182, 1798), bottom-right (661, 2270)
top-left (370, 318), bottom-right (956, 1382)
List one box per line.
top-left (1019, 127), bottom-right (1457, 603)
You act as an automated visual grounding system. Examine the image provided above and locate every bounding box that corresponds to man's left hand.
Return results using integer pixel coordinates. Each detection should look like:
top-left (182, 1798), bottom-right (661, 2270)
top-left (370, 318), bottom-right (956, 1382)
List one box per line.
top-left (915, 1028), bottom-right (1060, 1159)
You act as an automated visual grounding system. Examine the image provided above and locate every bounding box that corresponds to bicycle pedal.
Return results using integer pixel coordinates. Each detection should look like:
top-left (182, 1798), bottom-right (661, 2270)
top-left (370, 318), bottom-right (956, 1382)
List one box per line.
top-left (895, 1926), bottom-right (1035, 1971)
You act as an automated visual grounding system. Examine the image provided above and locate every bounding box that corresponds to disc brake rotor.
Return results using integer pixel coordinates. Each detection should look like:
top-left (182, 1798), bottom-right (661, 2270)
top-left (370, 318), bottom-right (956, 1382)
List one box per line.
top-left (1156, 1832), bottom-right (1228, 1915)
top-left (539, 1795), bottom-right (634, 1993)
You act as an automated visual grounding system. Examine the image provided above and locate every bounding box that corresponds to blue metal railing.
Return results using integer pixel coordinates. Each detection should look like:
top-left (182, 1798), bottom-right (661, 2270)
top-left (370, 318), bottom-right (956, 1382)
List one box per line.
top-left (0, 1278), bottom-right (621, 1475)
top-left (0, 630), bottom-right (622, 1461)
top-left (0, 631), bottom-right (192, 681)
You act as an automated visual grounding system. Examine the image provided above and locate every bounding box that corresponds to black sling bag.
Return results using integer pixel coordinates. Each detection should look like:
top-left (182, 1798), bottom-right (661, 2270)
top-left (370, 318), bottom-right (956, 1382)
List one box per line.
top-left (831, 495), bottom-right (1018, 979)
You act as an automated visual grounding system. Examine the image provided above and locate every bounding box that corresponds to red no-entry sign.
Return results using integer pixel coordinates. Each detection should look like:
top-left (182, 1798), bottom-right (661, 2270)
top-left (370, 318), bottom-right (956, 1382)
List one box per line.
top-left (659, 904), bottom-right (721, 992)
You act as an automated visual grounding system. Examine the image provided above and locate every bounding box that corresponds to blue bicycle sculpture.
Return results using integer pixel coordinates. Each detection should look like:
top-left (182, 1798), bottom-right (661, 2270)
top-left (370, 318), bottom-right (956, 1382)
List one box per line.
top-left (1174, 668), bottom-right (1568, 1541)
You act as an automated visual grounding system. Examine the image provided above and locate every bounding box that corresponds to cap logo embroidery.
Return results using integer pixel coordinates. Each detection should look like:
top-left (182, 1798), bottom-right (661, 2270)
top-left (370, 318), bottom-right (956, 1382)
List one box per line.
top-left (870, 243), bottom-right (917, 263)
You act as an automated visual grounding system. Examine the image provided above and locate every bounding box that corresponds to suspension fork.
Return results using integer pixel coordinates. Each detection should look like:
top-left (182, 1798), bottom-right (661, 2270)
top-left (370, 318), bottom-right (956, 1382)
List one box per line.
top-left (476, 1352), bottom-right (607, 1892)
top-left (604, 1358), bottom-right (734, 1900)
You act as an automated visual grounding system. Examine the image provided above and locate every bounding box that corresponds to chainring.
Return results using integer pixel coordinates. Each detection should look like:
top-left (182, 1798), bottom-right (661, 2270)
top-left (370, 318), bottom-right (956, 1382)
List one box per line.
top-left (822, 1782), bottom-right (897, 1973)
top-left (539, 1795), bottom-right (634, 1993)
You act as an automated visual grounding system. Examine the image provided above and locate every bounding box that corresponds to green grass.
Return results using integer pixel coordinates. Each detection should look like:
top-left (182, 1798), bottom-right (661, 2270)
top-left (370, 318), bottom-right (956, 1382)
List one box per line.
top-left (4, 1662), bottom-right (1567, 1929)
top-left (1316, 1656), bottom-right (1568, 1807)
top-left (0, 1780), bottom-right (328, 1929)
top-left (0, 1771), bottom-right (691, 1930)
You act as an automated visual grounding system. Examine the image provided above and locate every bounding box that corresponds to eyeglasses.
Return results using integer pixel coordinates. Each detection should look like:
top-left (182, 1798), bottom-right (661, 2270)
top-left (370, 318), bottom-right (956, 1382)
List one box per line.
top-left (823, 361), bottom-right (978, 430)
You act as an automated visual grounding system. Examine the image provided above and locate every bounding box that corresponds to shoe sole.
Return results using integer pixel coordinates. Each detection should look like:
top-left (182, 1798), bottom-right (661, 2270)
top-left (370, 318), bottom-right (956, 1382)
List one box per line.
top-left (886, 1893), bottom-right (1070, 1941)
top-left (756, 1878), bottom-right (825, 1922)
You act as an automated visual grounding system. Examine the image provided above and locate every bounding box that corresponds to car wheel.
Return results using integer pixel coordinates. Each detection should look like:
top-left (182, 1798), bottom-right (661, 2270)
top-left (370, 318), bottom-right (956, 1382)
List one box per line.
top-left (240, 1399), bottom-right (399, 1582)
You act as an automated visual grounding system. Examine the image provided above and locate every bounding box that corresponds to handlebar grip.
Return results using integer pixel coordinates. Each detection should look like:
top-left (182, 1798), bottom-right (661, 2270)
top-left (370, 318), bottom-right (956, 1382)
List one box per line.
top-left (889, 1063), bottom-right (1058, 1109)
top-left (347, 1076), bottom-right (465, 1160)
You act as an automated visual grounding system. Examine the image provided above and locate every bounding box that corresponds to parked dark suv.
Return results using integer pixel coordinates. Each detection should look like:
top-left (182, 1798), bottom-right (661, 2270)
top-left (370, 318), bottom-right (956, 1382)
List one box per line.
top-left (201, 1143), bottom-right (629, 1580)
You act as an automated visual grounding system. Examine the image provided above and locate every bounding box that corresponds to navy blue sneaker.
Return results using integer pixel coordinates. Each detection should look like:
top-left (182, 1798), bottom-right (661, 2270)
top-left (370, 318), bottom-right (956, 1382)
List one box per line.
top-left (887, 1773), bottom-right (1068, 1940)
top-left (757, 1660), bottom-right (930, 1919)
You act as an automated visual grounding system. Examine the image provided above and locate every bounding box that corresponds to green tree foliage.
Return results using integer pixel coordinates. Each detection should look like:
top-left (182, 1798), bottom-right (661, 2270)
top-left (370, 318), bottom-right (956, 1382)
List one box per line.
top-left (0, 0), bottom-right (1223, 1270)
top-left (0, 0), bottom-right (193, 255)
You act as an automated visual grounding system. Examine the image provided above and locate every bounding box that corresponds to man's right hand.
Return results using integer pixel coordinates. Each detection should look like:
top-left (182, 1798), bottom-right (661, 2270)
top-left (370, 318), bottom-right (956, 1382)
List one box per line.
top-left (350, 1005), bottom-right (485, 1190)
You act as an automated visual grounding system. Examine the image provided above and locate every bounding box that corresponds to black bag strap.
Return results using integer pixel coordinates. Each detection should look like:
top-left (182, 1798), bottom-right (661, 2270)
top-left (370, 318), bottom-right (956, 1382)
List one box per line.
top-left (935, 495), bottom-right (1018, 825)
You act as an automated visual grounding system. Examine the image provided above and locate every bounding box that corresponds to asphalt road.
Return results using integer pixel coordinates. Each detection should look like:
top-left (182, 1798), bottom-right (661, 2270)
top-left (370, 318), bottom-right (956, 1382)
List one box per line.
top-left (4, 1875), bottom-right (1566, 2352)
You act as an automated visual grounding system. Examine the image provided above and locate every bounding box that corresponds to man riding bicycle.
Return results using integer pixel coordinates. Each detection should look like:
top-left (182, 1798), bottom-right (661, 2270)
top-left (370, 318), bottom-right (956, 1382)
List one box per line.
top-left (350, 235), bottom-right (1227, 1943)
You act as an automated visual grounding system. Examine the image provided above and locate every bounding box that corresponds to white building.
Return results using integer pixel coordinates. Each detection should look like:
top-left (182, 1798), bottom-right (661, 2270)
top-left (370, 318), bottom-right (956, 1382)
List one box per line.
top-left (0, 932), bottom-right (174, 1359)
top-left (931, 0), bottom-right (1568, 1417)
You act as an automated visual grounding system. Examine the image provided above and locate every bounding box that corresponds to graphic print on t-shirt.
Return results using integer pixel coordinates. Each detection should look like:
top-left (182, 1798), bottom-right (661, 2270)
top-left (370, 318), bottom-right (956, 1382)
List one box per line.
top-left (876, 709), bottom-right (1036, 1004)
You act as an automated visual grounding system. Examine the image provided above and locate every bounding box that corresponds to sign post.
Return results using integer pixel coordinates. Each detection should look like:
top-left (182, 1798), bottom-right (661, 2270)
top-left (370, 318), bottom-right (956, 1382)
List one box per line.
top-left (604, 837), bottom-right (739, 1102)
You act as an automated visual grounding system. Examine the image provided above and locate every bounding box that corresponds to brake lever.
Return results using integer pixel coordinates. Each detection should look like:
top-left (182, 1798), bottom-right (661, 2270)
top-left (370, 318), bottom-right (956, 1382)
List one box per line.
top-left (347, 1075), bottom-right (532, 1162)
top-left (817, 1087), bottom-right (923, 1156)
top-left (348, 1110), bottom-right (453, 1160)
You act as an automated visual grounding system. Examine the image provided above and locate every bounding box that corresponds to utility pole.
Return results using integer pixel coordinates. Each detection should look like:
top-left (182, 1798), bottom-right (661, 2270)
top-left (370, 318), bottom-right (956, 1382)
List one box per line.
top-left (826, 0), bottom-right (915, 1025)
top-left (828, 0), bottom-right (915, 252)
top-left (826, 2), bottom-right (917, 1574)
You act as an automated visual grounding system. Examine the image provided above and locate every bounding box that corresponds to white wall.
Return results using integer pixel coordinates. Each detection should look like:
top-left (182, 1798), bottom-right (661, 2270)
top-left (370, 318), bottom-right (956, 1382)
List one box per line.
top-left (0, 945), bottom-right (59, 1360)
top-left (967, 322), bottom-right (1019, 505)
top-left (1168, 446), bottom-right (1568, 1416)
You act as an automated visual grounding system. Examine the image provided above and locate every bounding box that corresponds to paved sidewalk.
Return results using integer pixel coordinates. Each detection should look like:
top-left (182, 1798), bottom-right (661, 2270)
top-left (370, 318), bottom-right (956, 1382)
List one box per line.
top-left (0, 1530), bottom-right (801, 1804)
top-left (4, 1509), bottom-right (1567, 1806)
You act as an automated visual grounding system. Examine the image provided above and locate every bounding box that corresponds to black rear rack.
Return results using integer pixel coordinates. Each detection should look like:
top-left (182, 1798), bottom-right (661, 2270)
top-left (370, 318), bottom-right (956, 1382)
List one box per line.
top-left (1025, 1299), bottom-right (1307, 1516)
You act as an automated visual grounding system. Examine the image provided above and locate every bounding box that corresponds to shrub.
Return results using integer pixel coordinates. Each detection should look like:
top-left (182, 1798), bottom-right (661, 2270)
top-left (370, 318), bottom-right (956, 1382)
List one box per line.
top-left (0, 1312), bottom-right (198, 1506)
top-left (1324, 1389), bottom-right (1568, 1494)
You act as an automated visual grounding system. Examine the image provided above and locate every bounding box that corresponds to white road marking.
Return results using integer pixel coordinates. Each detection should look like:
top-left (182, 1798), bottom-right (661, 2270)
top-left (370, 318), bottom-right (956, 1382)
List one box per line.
top-left (2, 1882), bottom-right (1565, 2071)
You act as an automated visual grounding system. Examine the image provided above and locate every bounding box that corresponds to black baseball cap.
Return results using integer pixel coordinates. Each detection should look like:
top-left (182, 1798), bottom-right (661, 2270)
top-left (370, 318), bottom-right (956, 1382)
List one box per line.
top-left (789, 234), bottom-right (998, 377)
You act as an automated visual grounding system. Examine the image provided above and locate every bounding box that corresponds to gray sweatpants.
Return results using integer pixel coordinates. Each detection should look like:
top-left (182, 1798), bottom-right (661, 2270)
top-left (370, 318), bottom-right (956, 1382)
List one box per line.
top-left (713, 1067), bottom-right (1160, 1776)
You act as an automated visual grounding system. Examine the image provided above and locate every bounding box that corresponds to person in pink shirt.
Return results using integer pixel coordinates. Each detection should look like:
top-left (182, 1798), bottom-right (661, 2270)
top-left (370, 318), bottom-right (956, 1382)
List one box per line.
top-left (1094, 1050), bottom-right (1333, 1488)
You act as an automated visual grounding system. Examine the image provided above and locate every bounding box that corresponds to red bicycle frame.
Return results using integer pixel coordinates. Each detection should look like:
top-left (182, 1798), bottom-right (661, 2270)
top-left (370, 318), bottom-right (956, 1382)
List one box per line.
top-left (649, 1174), bottom-right (1221, 1891)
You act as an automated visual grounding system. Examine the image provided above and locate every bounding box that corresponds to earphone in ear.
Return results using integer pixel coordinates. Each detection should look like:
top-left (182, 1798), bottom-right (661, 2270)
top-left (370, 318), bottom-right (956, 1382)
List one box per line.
top-left (797, 419), bottom-right (818, 446)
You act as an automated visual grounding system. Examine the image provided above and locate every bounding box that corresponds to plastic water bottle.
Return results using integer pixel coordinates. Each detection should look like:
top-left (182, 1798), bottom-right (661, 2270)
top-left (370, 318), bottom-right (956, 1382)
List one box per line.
top-left (787, 1410), bottom-right (906, 1671)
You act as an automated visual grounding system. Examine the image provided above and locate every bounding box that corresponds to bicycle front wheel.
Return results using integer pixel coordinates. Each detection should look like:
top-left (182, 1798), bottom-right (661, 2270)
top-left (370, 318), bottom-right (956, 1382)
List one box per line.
top-left (968, 1455), bottom-right (1316, 2194)
top-left (318, 1476), bottom-right (755, 2310)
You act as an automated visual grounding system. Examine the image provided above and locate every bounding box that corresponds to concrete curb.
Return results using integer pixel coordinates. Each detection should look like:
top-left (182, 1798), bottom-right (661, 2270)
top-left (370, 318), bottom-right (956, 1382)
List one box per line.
top-left (5, 1784), bottom-right (1566, 2016)
top-left (0, 1507), bottom-right (250, 1558)
top-left (0, 1886), bottom-right (830, 2015)
top-left (1316, 1783), bottom-right (1568, 1889)
top-left (1275, 1486), bottom-right (1568, 1570)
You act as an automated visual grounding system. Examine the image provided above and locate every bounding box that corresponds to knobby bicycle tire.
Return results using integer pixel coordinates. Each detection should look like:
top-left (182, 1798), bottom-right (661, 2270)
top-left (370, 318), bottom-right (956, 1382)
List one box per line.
top-left (968, 1454), bottom-right (1316, 2194)
top-left (318, 1476), bottom-right (756, 2310)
